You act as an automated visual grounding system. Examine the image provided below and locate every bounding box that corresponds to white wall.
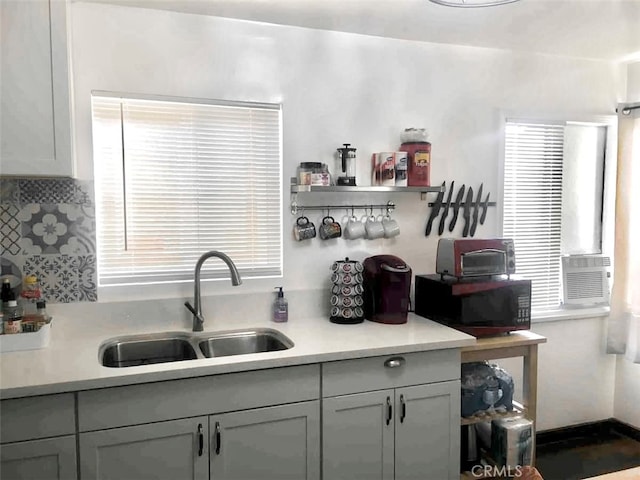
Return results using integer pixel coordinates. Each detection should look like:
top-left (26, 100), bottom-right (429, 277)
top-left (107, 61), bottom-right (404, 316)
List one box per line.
top-left (615, 360), bottom-right (640, 428)
top-left (67, 2), bottom-right (624, 429)
top-left (496, 316), bottom-right (615, 431)
top-left (70, 2), bottom-right (621, 298)
top-left (626, 61), bottom-right (640, 101)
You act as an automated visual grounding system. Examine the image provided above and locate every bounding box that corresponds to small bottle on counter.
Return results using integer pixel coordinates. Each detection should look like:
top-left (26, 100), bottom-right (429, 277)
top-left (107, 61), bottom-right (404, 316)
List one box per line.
top-left (1, 277), bottom-right (15, 308)
top-left (19, 275), bottom-right (41, 316)
top-left (36, 300), bottom-right (50, 329)
top-left (272, 287), bottom-right (288, 323)
top-left (22, 300), bottom-right (50, 332)
top-left (3, 300), bottom-right (23, 334)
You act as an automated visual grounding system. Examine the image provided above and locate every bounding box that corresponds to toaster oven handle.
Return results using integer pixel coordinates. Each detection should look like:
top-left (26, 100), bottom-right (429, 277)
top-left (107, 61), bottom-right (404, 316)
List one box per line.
top-left (384, 356), bottom-right (406, 369)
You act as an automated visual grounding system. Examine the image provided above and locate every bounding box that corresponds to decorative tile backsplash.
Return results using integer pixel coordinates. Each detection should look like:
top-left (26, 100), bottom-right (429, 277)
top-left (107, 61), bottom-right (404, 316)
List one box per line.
top-left (1, 178), bottom-right (97, 303)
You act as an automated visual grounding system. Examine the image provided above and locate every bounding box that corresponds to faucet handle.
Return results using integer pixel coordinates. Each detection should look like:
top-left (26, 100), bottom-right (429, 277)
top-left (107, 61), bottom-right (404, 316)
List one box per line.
top-left (184, 301), bottom-right (204, 327)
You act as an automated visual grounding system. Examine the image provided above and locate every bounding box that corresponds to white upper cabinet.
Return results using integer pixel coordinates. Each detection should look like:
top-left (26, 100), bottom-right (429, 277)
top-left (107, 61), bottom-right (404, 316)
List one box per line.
top-left (0, 0), bottom-right (74, 177)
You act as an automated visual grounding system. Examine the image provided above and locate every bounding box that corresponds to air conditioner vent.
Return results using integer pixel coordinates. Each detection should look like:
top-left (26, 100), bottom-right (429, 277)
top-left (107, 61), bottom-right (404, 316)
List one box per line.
top-left (561, 255), bottom-right (610, 306)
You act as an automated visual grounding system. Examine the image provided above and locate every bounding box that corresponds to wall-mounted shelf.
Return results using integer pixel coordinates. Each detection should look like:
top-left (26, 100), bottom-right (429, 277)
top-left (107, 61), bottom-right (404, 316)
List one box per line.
top-left (290, 179), bottom-right (444, 194)
top-left (289, 178), bottom-right (444, 215)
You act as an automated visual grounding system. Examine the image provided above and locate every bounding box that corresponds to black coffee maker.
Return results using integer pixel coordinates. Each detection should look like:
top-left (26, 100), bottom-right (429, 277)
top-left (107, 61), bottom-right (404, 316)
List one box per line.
top-left (363, 255), bottom-right (412, 324)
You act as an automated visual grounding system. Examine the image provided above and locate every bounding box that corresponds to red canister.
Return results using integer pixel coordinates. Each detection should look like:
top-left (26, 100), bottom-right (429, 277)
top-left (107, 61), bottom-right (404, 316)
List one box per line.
top-left (399, 128), bottom-right (431, 187)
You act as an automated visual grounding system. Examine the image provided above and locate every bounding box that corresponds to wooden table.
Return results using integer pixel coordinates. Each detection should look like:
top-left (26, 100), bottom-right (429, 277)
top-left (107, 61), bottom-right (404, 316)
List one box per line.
top-left (460, 330), bottom-right (547, 478)
top-left (461, 330), bottom-right (547, 431)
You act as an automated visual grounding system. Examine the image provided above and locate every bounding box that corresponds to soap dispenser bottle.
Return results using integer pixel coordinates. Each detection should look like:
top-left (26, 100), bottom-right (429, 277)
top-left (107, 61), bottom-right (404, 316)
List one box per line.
top-left (272, 287), bottom-right (288, 323)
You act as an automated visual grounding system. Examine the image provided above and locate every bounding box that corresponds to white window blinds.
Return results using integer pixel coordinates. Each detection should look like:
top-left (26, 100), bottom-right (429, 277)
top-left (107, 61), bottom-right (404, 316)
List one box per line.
top-left (92, 94), bottom-right (282, 286)
top-left (504, 121), bottom-right (564, 311)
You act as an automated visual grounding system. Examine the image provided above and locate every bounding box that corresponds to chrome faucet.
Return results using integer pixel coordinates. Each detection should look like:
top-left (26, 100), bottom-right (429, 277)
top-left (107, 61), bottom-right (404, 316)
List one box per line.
top-left (184, 251), bottom-right (242, 331)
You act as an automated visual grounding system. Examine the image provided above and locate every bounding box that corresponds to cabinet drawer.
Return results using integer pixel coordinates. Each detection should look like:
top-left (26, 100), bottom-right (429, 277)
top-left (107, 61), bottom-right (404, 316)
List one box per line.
top-left (78, 364), bottom-right (320, 431)
top-left (0, 394), bottom-right (76, 443)
top-left (322, 349), bottom-right (459, 397)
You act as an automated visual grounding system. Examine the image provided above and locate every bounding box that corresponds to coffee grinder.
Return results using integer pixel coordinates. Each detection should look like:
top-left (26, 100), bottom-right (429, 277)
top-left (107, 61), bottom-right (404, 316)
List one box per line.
top-left (337, 143), bottom-right (357, 186)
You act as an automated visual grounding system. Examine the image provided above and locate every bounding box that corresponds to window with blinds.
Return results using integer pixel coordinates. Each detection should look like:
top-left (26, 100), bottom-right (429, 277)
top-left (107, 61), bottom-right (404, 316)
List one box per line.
top-left (91, 94), bottom-right (282, 286)
top-left (503, 121), bottom-right (564, 310)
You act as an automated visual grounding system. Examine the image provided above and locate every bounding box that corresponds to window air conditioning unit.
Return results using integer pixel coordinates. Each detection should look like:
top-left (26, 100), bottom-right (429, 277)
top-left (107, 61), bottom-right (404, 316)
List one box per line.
top-left (561, 255), bottom-right (611, 306)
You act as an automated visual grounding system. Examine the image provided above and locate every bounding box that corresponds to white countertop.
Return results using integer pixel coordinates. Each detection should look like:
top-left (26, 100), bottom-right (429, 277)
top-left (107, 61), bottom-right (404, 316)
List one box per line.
top-left (0, 313), bottom-right (475, 399)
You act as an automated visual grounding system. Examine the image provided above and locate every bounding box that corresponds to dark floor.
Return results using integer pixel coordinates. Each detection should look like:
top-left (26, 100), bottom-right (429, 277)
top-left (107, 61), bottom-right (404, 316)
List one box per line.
top-left (536, 421), bottom-right (640, 480)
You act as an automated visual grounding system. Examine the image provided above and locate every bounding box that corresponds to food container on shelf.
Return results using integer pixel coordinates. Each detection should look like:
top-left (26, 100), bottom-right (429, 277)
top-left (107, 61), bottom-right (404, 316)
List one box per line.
top-left (399, 128), bottom-right (431, 186)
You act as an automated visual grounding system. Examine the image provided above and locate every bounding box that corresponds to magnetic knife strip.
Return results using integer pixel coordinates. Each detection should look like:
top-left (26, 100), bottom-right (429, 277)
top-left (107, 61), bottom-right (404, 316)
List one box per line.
top-left (425, 181), bottom-right (496, 237)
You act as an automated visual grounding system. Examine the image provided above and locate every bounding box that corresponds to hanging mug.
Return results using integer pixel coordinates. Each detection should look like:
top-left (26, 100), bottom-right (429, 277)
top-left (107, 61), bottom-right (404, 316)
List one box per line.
top-left (294, 216), bottom-right (316, 241)
top-left (319, 216), bottom-right (342, 240)
top-left (382, 214), bottom-right (400, 238)
top-left (345, 215), bottom-right (366, 240)
top-left (365, 215), bottom-right (385, 240)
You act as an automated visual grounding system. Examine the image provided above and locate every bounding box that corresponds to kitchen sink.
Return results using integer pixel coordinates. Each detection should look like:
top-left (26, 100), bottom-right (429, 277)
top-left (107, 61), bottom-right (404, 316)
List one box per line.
top-left (99, 329), bottom-right (293, 367)
top-left (100, 333), bottom-right (198, 368)
top-left (198, 329), bottom-right (293, 358)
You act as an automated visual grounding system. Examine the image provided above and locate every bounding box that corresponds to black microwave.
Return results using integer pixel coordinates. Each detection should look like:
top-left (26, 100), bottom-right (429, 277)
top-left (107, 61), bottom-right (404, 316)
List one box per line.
top-left (414, 274), bottom-right (531, 337)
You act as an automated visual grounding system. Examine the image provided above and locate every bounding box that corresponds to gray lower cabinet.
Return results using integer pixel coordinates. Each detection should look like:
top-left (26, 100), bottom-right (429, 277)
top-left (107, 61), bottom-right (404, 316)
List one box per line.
top-left (321, 349), bottom-right (461, 480)
top-left (79, 401), bottom-right (320, 480)
top-left (323, 381), bottom-right (460, 480)
top-left (0, 435), bottom-right (77, 480)
top-left (79, 416), bottom-right (209, 480)
top-left (210, 401), bottom-right (320, 480)
top-left (323, 390), bottom-right (395, 480)
top-left (394, 382), bottom-right (460, 480)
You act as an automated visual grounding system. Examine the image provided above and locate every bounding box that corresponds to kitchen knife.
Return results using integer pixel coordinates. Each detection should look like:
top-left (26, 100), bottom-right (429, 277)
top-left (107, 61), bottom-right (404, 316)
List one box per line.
top-left (462, 186), bottom-right (474, 238)
top-left (438, 181), bottom-right (455, 236)
top-left (469, 183), bottom-right (483, 237)
top-left (448, 184), bottom-right (466, 232)
top-left (425, 181), bottom-right (446, 236)
top-left (479, 191), bottom-right (490, 225)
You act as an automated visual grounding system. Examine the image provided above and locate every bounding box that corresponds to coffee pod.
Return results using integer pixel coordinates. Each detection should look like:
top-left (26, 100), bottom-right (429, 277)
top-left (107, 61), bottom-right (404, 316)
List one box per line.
top-left (341, 285), bottom-right (353, 296)
top-left (354, 307), bottom-right (364, 318)
top-left (354, 295), bottom-right (364, 306)
top-left (332, 273), bottom-right (354, 285)
top-left (341, 308), bottom-right (354, 318)
top-left (341, 296), bottom-right (353, 307)
top-left (330, 306), bottom-right (341, 317)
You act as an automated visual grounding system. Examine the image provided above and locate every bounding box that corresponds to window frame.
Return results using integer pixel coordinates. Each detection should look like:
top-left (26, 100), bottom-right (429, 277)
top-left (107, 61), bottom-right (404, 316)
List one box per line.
top-left (91, 91), bottom-right (284, 301)
top-left (498, 112), bottom-right (617, 319)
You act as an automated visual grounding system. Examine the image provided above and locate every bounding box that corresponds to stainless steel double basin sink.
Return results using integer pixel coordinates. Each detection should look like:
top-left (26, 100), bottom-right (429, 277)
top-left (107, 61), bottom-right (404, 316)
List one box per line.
top-left (99, 329), bottom-right (294, 368)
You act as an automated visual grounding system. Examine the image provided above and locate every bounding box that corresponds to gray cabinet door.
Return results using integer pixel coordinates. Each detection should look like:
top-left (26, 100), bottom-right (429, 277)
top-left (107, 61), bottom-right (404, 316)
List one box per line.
top-left (394, 381), bottom-right (460, 480)
top-left (210, 400), bottom-right (320, 480)
top-left (79, 416), bottom-right (208, 480)
top-left (0, 0), bottom-right (73, 176)
top-left (1, 435), bottom-right (77, 480)
top-left (323, 390), bottom-right (394, 480)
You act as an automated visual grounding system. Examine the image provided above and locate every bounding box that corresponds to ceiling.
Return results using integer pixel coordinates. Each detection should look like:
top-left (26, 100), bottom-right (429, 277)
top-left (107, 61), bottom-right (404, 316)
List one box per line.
top-left (82, 0), bottom-right (640, 61)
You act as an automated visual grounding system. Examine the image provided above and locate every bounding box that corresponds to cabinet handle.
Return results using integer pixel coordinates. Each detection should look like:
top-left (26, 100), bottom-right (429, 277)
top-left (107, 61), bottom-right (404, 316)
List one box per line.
top-left (400, 394), bottom-right (406, 423)
top-left (214, 421), bottom-right (221, 455)
top-left (384, 356), bottom-right (406, 369)
top-left (386, 396), bottom-right (392, 425)
top-left (197, 423), bottom-right (204, 456)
